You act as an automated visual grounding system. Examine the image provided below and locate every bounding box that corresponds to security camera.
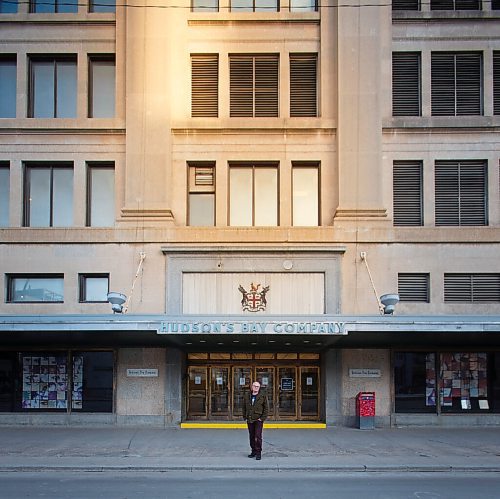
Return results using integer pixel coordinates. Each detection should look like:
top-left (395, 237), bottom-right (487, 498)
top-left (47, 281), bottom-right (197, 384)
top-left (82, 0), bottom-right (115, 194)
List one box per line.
top-left (380, 293), bottom-right (399, 315)
top-left (107, 292), bottom-right (127, 314)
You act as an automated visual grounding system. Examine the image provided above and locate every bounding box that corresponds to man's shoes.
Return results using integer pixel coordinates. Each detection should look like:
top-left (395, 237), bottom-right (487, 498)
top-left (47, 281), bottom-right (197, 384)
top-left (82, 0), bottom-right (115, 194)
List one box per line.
top-left (248, 453), bottom-right (256, 458)
top-left (256, 454), bottom-right (262, 460)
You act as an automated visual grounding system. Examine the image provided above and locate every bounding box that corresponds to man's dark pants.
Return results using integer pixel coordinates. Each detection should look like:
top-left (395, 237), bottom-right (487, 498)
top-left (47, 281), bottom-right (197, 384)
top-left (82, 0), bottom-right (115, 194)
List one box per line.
top-left (247, 420), bottom-right (263, 455)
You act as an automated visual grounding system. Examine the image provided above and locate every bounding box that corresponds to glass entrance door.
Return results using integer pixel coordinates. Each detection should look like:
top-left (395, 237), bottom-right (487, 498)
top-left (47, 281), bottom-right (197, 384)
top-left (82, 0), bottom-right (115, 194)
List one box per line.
top-left (232, 367), bottom-right (251, 418)
top-left (277, 367), bottom-right (297, 419)
top-left (256, 367), bottom-right (275, 419)
top-left (210, 367), bottom-right (229, 419)
top-left (187, 367), bottom-right (208, 418)
top-left (299, 366), bottom-right (319, 419)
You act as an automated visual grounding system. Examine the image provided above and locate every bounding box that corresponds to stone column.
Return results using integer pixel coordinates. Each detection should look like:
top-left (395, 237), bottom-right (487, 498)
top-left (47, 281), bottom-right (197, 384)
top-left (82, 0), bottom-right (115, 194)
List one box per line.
top-left (164, 348), bottom-right (185, 426)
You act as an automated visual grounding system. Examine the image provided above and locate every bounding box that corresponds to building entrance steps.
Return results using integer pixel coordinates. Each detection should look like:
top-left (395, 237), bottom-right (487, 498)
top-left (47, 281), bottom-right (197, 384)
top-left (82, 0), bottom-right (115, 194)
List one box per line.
top-left (181, 422), bottom-right (327, 429)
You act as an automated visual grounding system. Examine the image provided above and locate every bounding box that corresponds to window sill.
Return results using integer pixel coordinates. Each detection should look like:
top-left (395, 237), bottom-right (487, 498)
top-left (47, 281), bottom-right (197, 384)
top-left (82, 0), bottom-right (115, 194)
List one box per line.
top-left (392, 10), bottom-right (500, 22)
top-left (383, 116), bottom-right (500, 130)
top-left (0, 12), bottom-right (115, 24)
top-left (188, 11), bottom-right (319, 25)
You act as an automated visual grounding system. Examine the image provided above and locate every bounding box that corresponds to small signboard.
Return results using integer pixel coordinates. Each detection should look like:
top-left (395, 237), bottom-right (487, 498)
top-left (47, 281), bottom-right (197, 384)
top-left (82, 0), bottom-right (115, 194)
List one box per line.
top-left (280, 378), bottom-right (294, 391)
top-left (349, 368), bottom-right (381, 378)
top-left (126, 369), bottom-right (158, 377)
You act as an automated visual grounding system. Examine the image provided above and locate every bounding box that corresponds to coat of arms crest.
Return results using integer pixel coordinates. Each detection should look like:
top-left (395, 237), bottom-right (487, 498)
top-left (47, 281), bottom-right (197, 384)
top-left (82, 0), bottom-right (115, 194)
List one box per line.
top-left (238, 283), bottom-right (270, 312)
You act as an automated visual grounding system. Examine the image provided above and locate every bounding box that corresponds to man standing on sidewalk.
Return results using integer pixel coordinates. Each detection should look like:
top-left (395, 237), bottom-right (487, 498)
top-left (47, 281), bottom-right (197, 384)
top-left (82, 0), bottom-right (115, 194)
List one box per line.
top-left (243, 381), bottom-right (268, 460)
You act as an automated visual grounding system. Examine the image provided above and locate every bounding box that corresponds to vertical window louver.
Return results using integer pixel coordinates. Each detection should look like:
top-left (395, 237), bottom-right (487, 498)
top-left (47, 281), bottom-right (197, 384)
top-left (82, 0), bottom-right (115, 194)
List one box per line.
top-left (431, 52), bottom-right (482, 116)
top-left (191, 54), bottom-right (218, 118)
top-left (494, 51), bottom-right (500, 116)
top-left (444, 274), bottom-right (500, 303)
top-left (290, 53), bottom-right (317, 117)
top-left (398, 273), bottom-right (430, 302)
top-left (392, 52), bottom-right (421, 116)
top-left (435, 160), bottom-right (487, 226)
top-left (393, 161), bottom-right (423, 226)
top-left (430, 0), bottom-right (480, 9)
top-left (230, 55), bottom-right (279, 117)
top-left (392, 0), bottom-right (419, 10)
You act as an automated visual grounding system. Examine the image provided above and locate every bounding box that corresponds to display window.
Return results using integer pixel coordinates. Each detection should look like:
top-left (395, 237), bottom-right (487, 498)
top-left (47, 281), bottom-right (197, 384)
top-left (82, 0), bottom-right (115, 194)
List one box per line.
top-left (0, 351), bottom-right (114, 413)
top-left (395, 351), bottom-right (500, 414)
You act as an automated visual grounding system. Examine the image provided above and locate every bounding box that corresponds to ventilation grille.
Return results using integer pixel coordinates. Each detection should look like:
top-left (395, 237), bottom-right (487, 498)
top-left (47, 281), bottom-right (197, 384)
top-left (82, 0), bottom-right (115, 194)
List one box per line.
top-left (392, 0), bottom-right (419, 10)
top-left (290, 54), bottom-right (317, 117)
top-left (191, 55), bottom-right (218, 118)
top-left (431, 0), bottom-right (480, 9)
top-left (392, 52), bottom-right (421, 116)
top-left (393, 161), bottom-right (423, 226)
top-left (494, 51), bottom-right (500, 116)
top-left (230, 55), bottom-right (278, 117)
top-left (431, 52), bottom-right (482, 116)
top-left (444, 274), bottom-right (500, 303)
top-left (398, 273), bottom-right (430, 302)
top-left (435, 160), bottom-right (487, 226)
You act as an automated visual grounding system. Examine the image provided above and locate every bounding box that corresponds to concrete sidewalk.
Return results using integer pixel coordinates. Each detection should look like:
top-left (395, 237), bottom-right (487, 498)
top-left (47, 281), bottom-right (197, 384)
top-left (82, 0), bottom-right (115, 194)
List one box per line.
top-left (0, 426), bottom-right (499, 472)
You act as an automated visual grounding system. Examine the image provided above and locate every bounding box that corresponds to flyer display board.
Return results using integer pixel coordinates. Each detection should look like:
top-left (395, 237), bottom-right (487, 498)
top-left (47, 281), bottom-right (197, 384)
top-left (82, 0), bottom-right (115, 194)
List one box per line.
top-left (21, 354), bottom-right (84, 410)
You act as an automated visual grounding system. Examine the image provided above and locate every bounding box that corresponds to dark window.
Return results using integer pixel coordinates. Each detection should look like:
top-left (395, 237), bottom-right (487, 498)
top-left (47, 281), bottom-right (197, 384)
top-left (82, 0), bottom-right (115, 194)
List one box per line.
top-left (0, 0), bottom-right (18, 12)
top-left (89, 56), bottom-right (115, 118)
top-left (494, 52), bottom-right (500, 116)
top-left (231, 0), bottom-right (278, 11)
top-left (29, 56), bottom-right (77, 118)
top-left (191, 54), bottom-right (218, 118)
top-left (23, 163), bottom-right (74, 227)
top-left (394, 352), bottom-right (436, 413)
top-left (290, 53), bottom-right (317, 117)
top-left (431, 52), bottom-right (482, 116)
top-left (79, 274), bottom-right (109, 302)
top-left (188, 163), bottom-right (215, 226)
top-left (0, 56), bottom-right (16, 118)
top-left (435, 160), bottom-right (487, 226)
top-left (398, 273), bottom-right (430, 302)
top-left (87, 163), bottom-right (115, 227)
top-left (392, 52), bottom-right (421, 117)
top-left (230, 54), bottom-right (279, 117)
top-left (430, 0), bottom-right (480, 9)
top-left (493, 0), bottom-right (500, 8)
top-left (89, 0), bottom-right (115, 12)
top-left (31, 0), bottom-right (77, 12)
top-left (444, 273), bottom-right (500, 303)
top-left (392, 0), bottom-right (419, 9)
top-left (393, 160), bottom-right (423, 226)
top-left (6, 274), bottom-right (64, 303)
top-left (0, 164), bottom-right (9, 226)
top-left (0, 352), bottom-right (113, 413)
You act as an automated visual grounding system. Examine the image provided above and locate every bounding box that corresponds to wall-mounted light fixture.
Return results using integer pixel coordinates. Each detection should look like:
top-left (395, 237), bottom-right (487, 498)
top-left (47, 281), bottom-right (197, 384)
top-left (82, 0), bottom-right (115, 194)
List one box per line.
top-left (107, 292), bottom-right (127, 314)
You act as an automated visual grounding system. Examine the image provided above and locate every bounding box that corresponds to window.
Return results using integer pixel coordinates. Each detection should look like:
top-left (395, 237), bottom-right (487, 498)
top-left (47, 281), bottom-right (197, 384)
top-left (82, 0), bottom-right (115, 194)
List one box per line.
top-left (191, 55), bottom-right (218, 118)
top-left (431, 52), bottom-right (482, 116)
top-left (79, 274), bottom-right (109, 302)
top-left (290, 54), bottom-right (317, 117)
top-left (435, 160), bottom-right (487, 226)
top-left (231, 0), bottom-right (278, 11)
top-left (398, 273), bottom-right (430, 302)
top-left (292, 163), bottom-right (319, 226)
top-left (0, 164), bottom-right (8, 226)
top-left (290, 0), bottom-right (317, 11)
top-left (188, 163), bottom-right (215, 226)
top-left (430, 0), bottom-right (480, 9)
top-left (29, 56), bottom-right (77, 118)
top-left (89, 56), bottom-right (115, 118)
top-left (494, 52), bottom-right (500, 116)
top-left (392, 52), bottom-right (421, 117)
top-left (230, 55), bottom-right (279, 117)
top-left (493, 0), bottom-right (500, 8)
top-left (87, 163), bottom-right (115, 227)
top-left (89, 0), bottom-right (115, 12)
top-left (444, 273), bottom-right (500, 303)
top-left (192, 0), bottom-right (218, 11)
top-left (6, 274), bottom-right (64, 302)
top-left (0, 56), bottom-right (16, 118)
top-left (0, 0), bottom-right (18, 12)
top-left (229, 163), bottom-right (278, 226)
top-left (31, 0), bottom-right (77, 12)
top-left (392, 0), bottom-right (419, 9)
top-left (393, 160), bottom-right (423, 226)
top-left (24, 163), bottom-right (74, 227)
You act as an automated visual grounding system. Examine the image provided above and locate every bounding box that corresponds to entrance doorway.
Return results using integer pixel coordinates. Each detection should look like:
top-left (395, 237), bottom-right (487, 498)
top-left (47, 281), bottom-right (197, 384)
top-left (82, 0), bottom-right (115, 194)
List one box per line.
top-left (186, 353), bottom-right (320, 421)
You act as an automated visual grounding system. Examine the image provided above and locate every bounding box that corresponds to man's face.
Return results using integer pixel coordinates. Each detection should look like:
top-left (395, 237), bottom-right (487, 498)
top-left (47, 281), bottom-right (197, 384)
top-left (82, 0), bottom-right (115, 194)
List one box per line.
top-left (252, 382), bottom-right (260, 394)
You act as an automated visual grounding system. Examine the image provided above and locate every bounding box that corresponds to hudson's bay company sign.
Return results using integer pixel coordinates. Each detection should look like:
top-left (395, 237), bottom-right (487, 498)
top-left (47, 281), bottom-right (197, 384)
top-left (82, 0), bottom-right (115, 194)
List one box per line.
top-left (159, 321), bottom-right (347, 335)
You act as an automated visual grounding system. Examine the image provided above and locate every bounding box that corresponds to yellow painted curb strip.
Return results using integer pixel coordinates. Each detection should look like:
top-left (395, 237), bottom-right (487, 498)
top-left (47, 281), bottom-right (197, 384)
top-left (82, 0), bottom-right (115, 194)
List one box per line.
top-left (181, 422), bottom-right (327, 429)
